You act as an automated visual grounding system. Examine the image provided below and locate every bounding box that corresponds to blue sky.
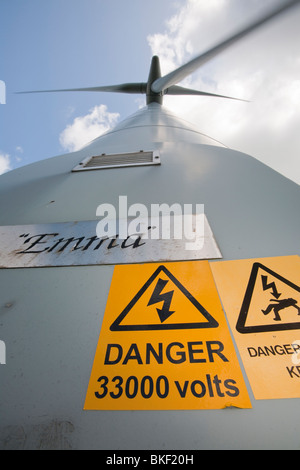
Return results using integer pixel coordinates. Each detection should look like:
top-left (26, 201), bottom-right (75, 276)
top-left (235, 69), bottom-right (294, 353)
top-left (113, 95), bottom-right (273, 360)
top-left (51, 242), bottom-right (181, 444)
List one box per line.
top-left (1, 0), bottom-right (300, 183)
top-left (0, 0), bottom-right (177, 169)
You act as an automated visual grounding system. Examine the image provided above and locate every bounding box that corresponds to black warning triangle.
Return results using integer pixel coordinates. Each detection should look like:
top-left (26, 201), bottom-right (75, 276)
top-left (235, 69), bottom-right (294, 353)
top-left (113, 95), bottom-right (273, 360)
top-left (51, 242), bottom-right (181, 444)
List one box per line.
top-left (110, 265), bottom-right (219, 331)
top-left (236, 262), bottom-right (300, 334)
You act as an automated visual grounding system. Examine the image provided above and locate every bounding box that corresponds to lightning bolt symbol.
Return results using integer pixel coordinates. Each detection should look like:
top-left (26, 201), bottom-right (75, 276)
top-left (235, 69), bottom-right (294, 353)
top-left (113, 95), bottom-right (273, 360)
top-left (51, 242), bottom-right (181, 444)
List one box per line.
top-left (261, 275), bottom-right (281, 299)
top-left (147, 278), bottom-right (175, 323)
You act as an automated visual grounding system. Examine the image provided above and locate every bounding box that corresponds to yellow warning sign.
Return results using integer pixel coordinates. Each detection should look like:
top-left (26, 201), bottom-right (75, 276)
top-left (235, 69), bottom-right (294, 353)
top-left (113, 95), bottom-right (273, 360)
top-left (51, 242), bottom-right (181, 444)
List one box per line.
top-left (84, 261), bottom-right (251, 410)
top-left (210, 255), bottom-right (300, 400)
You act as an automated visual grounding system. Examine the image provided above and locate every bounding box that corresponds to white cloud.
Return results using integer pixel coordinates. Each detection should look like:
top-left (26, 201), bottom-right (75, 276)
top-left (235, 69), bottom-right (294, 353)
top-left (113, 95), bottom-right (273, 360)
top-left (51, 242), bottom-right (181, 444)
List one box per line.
top-left (15, 146), bottom-right (24, 162)
top-left (0, 152), bottom-right (11, 175)
top-left (59, 104), bottom-right (120, 152)
top-left (147, 0), bottom-right (300, 184)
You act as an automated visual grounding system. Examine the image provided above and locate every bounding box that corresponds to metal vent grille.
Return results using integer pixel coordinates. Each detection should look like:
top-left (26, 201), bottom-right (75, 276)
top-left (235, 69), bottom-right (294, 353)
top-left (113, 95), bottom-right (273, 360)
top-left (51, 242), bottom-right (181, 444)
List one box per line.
top-left (72, 150), bottom-right (160, 171)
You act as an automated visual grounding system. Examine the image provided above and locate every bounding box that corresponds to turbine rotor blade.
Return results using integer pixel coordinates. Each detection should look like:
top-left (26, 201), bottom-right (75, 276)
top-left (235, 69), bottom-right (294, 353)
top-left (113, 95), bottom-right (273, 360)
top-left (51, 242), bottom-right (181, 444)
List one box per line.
top-left (151, 0), bottom-right (300, 93)
top-left (166, 85), bottom-right (249, 102)
top-left (16, 83), bottom-right (147, 95)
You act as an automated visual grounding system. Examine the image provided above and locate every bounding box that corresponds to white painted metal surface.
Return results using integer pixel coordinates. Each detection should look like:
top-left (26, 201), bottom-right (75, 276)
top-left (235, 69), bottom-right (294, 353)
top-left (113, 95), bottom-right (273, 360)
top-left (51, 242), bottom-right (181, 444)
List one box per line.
top-left (0, 103), bottom-right (299, 449)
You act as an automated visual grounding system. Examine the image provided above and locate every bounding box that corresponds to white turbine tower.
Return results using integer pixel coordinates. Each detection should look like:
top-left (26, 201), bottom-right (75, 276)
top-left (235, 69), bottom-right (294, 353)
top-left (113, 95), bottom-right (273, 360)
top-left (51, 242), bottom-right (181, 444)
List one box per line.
top-left (0, 0), bottom-right (299, 450)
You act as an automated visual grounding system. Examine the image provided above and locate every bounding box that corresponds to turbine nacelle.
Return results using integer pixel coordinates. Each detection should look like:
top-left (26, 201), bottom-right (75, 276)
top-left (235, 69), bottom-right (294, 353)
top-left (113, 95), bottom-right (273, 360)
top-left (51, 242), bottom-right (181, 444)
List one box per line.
top-left (146, 55), bottom-right (163, 105)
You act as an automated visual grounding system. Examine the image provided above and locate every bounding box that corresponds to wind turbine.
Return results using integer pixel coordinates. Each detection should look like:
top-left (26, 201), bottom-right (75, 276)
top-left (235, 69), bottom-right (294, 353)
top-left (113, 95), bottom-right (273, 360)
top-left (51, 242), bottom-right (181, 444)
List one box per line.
top-left (15, 0), bottom-right (299, 105)
top-left (0, 0), bottom-right (299, 450)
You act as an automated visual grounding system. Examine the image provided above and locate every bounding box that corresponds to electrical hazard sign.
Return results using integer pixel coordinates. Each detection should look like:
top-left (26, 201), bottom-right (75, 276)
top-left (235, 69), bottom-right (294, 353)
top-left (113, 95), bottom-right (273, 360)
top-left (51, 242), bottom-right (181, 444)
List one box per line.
top-left (236, 261), bottom-right (300, 334)
top-left (211, 255), bottom-right (300, 400)
top-left (84, 261), bottom-right (251, 410)
top-left (110, 264), bottom-right (219, 331)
